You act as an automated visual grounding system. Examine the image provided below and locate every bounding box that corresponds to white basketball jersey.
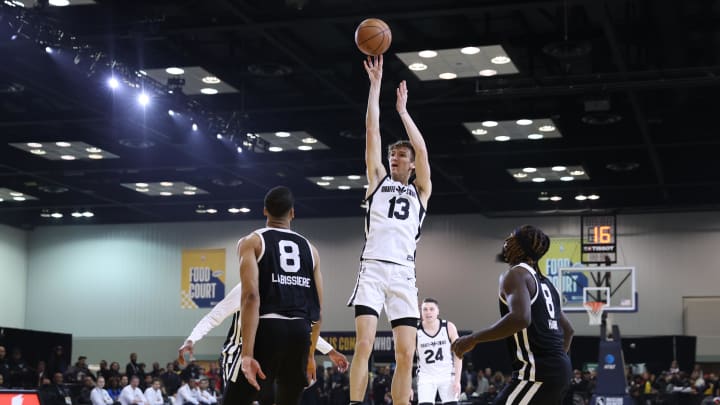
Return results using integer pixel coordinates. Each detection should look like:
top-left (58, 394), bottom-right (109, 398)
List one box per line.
top-left (361, 176), bottom-right (426, 268)
top-left (417, 319), bottom-right (454, 379)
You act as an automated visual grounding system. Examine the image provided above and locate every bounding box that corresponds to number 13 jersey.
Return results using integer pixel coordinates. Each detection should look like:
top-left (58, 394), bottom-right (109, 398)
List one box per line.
top-left (361, 175), bottom-right (426, 268)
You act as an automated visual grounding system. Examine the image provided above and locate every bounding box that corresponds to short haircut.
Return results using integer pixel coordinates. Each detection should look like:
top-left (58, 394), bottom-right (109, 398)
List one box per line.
top-left (264, 186), bottom-right (294, 217)
top-left (388, 140), bottom-right (415, 161)
top-left (422, 297), bottom-right (439, 305)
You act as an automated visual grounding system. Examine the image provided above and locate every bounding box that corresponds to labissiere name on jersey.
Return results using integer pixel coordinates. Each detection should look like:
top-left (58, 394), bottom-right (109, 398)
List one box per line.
top-left (271, 273), bottom-right (311, 287)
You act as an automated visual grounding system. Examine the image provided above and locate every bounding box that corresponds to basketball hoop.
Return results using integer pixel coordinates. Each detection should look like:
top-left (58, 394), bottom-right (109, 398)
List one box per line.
top-left (584, 301), bottom-right (606, 325)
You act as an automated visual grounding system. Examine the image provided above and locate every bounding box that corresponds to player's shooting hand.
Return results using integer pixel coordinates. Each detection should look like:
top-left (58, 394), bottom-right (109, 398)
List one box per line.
top-left (306, 355), bottom-right (317, 385)
top-left (177, 340), bottom-right (194, 366)
top-left (328, 349), bottom-right (349, 372)
top-left (396, 80), bottom-right (408, 114)
top-left (240, 356), bottom-right (266, 391)
top-left (451, 335), bottom-right (475, 358)
top-left (363, 55), bottom-right (383, 84)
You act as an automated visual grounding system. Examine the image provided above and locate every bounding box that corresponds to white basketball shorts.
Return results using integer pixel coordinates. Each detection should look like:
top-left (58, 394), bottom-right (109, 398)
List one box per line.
top-left (346, 259), bottom-right (419, 321)
top-left (417, 375), bottom-right (457, 404)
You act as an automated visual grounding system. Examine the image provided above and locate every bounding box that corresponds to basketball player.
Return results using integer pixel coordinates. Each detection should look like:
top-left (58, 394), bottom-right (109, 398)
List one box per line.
top-left (347, 55), bottom-right (432, 405)
top-left (416, 298), bottom-right (462, 405)
top-left (451, 225), bottom-right (574, 404)
top-left (229, 186), bottom-right (323, 405)
top-left (177, 282), bottom-right (349, 385)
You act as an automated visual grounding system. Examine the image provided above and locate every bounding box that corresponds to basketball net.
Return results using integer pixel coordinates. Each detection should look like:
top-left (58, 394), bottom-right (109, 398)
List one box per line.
top-left (584, 301), bottom-right (606, 325)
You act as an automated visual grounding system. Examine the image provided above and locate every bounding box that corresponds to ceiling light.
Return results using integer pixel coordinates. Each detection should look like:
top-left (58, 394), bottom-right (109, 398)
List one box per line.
top-left (205, 208), bottom-right (217, 214)
top-left (316, 181), bottom-right (330, 186)
top-left (236, 146), bottom-right (243, 154)
top-left (348, 175), bottom-right (362, 180)
top-left (491, 56), bottom-right (511, 64)
top-left (13, 196), bottom-right (26, 201)
top-left (538, 195), bottom-right (550, 201)
top-left (275, 132), bottom-right (291, 138)
top-left (550, 196), bottom-right (562, 201)
top-left (513, 172), bottom-right (527, 178)
top-left (107, 77), bottom-right (119, 89)
top-left (481, 121), bottom-right (498, 127)
top-left (30, 149), bottom-right (47, 155)
top-left (478, 69), bottom-right (497, 76)
top-left (228, 207), bottom-right (241, 214)
top-left (321, 176), bottom-right (334, 181)
top-left (472, 129), bottom-right (488, 135)
top-left (239, 207), bottom-right (251, 213)
top-left (552, 166), bottom-right (567, 171)
top-left (60, 155), bottom-right (76, 160)
top-left (418, 50), bottom-right (438, 58)
top-left (516, 119), bottom-right (533, 126)
top-left (560, 176), bottom-right (574, 181)
top-left (216, 134), bottom-right (223, 140)
top-left (137, 93), bottom-right (150, 106)
top-left (27, 142), bottom-right (42, 148)
top-left (160, 191), bottom-right (172, 196)
top-left (86, 147), bottom-right (102, 153)
top-left (160, 182), bottom-right (174, 187)
top-left (136, 188), bottom-right (149, 192)
top-left (532, 177), bottom-right (546, 183)
top-left (195, 208), bottom-right (206, 214)
top-left (82, 211), bottom-right (94, 218)
top-left (302, 137), bottom-right (318, 144)
top-left (461, 46), bottom-right (481, 55)
top-left (39, 211), bottom-right (50, 217)
top-left (71, 211), bottom-right (83, 218)
top-left (165, 67), bottom-right (184, 75)
top-left (269, 146), bottom-right (283, 152)
top-left (50, 212), bottom-right (63, 218)
top-left (10, 192), bottom-right (23, 196)
top-left (588, 194), bottom-right (600, 200)
top-left (183, 191), bottom-right (196, 195)
top-left (200, 88), bottom-right (219, 95)
top-left (527, 134), bottom-right (543, 140)
top-left (539, 125), bottom-right (555, 132)
top-left (88, 154), bottom-right (103, 159)
top-left (298, 145), bottom-right (313, 151)
top-left (192, 123), bottom-right (198, 132)
top-left (56, 141), bottom-right (71, 147)
top-left (494, 135), bottom-right (510, 142)
top-left (183, 186), bottom-right (196, 191)
top-left (408, 63), bottom-right (428, 71)
top-left (575, 194), bottom-right (588, 201)
top-left (438, 72), bottom-right (457, 80)
top-left (135, 182), bottom-right (148, 188)
top-left (168, 110), bottom-right (176, 116)
top-left (569, 170), bottom-right (585, 176)
top-left (338, 185), bottom-right (351, 190)
top-left (202, 76), bottom-right (221, 84)
top-left (49, 0), bottom-right (70, 6)
top-left (522, 167), bottom-right (537, 173)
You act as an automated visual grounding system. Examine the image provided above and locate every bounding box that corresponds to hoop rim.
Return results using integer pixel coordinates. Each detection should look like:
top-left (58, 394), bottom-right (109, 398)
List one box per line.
top-left (584, 301), bottom-right (607, 313)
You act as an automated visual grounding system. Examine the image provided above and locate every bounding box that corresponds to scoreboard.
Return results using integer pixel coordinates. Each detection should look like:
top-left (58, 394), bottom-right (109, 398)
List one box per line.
top-left (581, 215), bottom-right (617, 264)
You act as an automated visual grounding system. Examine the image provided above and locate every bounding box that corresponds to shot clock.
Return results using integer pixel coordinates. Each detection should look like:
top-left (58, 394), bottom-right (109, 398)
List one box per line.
top-left (581, 215), bottom-right (617, 264)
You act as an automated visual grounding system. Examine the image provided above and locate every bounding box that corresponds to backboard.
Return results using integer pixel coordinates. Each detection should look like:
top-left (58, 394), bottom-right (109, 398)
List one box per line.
top-left (557, 266), bottom-right (637, 312)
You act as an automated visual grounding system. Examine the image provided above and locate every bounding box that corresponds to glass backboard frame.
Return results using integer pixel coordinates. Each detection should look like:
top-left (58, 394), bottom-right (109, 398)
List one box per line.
top-left (557, 266), bottom-right (637, 312)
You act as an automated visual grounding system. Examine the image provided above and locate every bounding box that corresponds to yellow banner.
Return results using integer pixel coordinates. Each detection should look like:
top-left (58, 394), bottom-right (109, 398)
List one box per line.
top-left (539, 237), bottom-right (581, 286)
top-left (180, 248), bottom-right (226, 309)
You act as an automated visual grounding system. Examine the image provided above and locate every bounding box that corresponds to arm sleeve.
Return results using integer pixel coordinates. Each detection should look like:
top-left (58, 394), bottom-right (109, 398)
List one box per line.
top-left (315, 336), bottom-right (332, 355)
top-left (186, 283), bottom-right (242, 343)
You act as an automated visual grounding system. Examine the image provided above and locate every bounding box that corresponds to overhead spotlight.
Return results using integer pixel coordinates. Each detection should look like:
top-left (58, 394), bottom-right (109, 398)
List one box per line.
top-left (192, 123), bottom-right (198, 132)
top-left (107, 77), bottom-right (119, 89)
top-left (216, 133), bottom-right (223, 140)
top-left (166, 67), bottom-right (185, 75)
top-left (49, 0), bottom-right (70, 6)
top-left (45, 46), bottom-right (54, 54)
top-left (237, 146), bottom-right (243, 153)
top-left (168, 109), bottom-right (175, 116)
top-left (137, 93), bottom-right (150, 106)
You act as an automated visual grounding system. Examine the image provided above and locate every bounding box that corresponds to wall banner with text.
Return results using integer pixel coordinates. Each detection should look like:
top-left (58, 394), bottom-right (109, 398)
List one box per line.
top-left (539, 238), bottom-right (586, 304)
top-left (181, 248), bottom-right (226, 309)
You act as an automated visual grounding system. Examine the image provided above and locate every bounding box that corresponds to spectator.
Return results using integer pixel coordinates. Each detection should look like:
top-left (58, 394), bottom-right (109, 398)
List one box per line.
top-left (8, 348), bottom-right (31, 388)
top-left (126, 354), bottom-right (141, 379)
top-left (106, 377), bottom-right (122, 402)
top-left (160, 363), bottom-right (181, 396)
top-left (144, 378), bottom-right (164, 405)
top-left (474, 367), bottom-right (489, 396)
top-left (120, 376), bottom-right (129, 388)
top-left (98, 361), bottom-right (113, 382)
top-left (108, 363), bottom-right (122, 380)
top-left (47, 346), bottom-right (68, 376)
top-left (42, 372), bottom-right (74, 405)
top-left (569, 369), bottom-right (589, 405)
top-left (78, 376), bottom-right (96, 405)
top-left (90, 376), bottom-right (115, 405)
top-left (149, 363), bottom-right (162, 379)
top-left (372, 366), bottom-right (391, 405)
top-left (65, 356), bottom-right (93, 383)
top-left (0, 373), bottom-right (5, 388)
top-left (0, 346), bottom-right (8, 382)
top-left (197, 379), bottom-right (217, 405)
top-left (119, 376), bottom-right (146, 405)
top-left (176, 378), bottom-right (199, 405)
top-left (36, 361), bottom-right (48, 388)
top-left (477, 384), bottom-right (498, 405)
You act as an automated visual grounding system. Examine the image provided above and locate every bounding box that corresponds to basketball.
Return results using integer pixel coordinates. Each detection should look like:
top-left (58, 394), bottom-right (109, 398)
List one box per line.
top-left (354, 18), bottom-right (392, 56)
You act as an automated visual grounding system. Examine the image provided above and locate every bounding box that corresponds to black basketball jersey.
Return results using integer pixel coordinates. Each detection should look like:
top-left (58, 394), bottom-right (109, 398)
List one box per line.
top-left (255, 227), bottom-right (320, 322)
top-left (499, 263), bottom-right (571, 382)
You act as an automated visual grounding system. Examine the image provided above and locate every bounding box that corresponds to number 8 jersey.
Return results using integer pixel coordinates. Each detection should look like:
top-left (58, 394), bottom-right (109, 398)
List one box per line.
top-left (254, 227), bottom-right (320, 322)
top-left (361, 175), bottom-right (426, 268)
